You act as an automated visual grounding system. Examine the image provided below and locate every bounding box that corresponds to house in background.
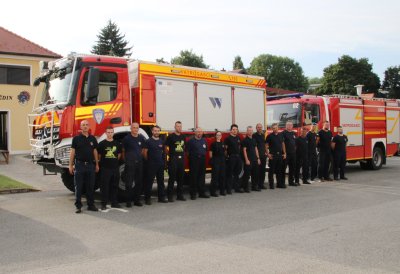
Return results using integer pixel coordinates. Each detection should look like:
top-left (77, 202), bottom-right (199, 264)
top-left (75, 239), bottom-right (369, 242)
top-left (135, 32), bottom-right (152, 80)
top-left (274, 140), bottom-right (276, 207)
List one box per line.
top-left (0, 26), bottom-right (62, 155)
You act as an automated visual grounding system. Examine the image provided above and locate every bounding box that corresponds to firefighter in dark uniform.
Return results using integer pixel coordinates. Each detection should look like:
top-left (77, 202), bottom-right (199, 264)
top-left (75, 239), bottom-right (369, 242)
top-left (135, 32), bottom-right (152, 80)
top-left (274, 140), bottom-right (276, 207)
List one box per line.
top-left (242, 126), bottom-right (261, 192)
top-left (332, 126), bottom-right (348, 181)
top-left (97, 126), bottom-right (122, 210)
top-left (224, 124), bottom-right (243, 194)
top-left (281, 121), bottom-right (297, 186)
top-left (306, 123), bottom-right (319, 183)
top-left (122, 122), bottom-right (146, 207)
top-left (144, 125), bottom-right (168, 205)
top-left (295, 127), bottom-right (310, 185)
top-left (209, 131), bottom-right (225, 197)
top-left (253, 123), bottom-right (267, 189)
top-left (266, 123), bottom-right (286, 189)
top-left (165, 121), bottom-right (186, 202)
top-left (187, 127), bottom-right (209, 200)
top-left (318, 121), bottom-right (333, 181)
top-left (69, 120), bottom-right (99, 213)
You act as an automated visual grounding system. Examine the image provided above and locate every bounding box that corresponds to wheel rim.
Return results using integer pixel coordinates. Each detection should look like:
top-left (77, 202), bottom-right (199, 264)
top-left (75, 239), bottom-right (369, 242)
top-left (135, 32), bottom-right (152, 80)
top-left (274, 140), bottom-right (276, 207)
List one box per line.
top-left (373, 150), bottom-right (382, 167)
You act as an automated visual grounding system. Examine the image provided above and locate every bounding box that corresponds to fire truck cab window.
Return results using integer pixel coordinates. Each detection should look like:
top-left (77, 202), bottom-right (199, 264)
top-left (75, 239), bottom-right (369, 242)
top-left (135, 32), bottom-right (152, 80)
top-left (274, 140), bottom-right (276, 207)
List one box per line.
top-left (267, 103), bottom-right (301, 128)
top-left (81, 71), bottom-right (117, 103)
top-left (303, 103), bottom-right (320, 125)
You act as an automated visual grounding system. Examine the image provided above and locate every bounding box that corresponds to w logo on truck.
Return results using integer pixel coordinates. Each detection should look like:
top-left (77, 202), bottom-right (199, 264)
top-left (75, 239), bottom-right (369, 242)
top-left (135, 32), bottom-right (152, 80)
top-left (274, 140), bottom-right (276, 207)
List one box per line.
top-left (209, 97), bottom-right (222, 109)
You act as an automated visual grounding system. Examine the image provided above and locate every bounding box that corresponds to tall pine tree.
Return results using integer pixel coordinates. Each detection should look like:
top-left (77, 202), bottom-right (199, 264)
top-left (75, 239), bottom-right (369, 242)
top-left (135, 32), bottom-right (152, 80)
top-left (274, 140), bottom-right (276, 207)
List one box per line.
top-left (91, 20), bottom-right (132, 57)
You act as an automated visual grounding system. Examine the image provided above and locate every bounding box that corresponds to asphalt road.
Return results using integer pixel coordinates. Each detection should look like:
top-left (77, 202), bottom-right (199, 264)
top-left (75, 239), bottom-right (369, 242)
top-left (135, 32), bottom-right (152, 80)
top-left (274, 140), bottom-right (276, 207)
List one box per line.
top-left (1, 156), bottom-right (400, 273)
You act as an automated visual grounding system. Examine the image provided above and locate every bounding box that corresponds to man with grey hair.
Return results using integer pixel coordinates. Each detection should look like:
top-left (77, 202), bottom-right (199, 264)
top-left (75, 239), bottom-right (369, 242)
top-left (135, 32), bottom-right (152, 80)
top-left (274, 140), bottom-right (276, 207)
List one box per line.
top-left (281, 121), bottom-right (297, 186)
top-left (241, 126), bottom-right (261, 192)
top-left (187, 127), bottom-right (209, 200)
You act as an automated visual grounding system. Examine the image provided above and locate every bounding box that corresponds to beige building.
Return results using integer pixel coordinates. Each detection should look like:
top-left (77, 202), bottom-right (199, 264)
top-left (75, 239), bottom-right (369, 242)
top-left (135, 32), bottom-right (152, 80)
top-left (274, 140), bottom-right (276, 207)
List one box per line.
top-left (0, 26), bottom-right (61, 154)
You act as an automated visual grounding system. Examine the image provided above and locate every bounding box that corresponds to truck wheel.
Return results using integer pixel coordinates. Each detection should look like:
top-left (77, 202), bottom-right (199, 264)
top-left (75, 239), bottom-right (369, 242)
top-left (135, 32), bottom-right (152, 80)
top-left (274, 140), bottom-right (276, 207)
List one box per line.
top-left (117, 163), bottom-right (133, 202)
top-left (369, 147), bottom-right (384, 170)
top-left (61, 170), bottom-right (75, 192)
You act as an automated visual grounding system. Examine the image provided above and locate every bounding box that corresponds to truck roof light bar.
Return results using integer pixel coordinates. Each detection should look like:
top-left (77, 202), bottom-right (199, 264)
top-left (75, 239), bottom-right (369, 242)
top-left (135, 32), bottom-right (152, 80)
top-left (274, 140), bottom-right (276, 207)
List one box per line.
top-left (266, 93), bottom-right (304, 101)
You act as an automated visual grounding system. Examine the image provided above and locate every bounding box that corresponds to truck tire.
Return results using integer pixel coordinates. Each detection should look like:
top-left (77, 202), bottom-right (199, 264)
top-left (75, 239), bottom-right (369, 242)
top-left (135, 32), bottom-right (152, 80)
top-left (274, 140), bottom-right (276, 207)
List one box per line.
top-left (61, 170), bottom-right (75, 192)
top-left (369, 147), bottom-right (384, 170)
top-left (117, 163), bottom-right (133, 202)
top-left (61, 169), bottom-right (100, 193)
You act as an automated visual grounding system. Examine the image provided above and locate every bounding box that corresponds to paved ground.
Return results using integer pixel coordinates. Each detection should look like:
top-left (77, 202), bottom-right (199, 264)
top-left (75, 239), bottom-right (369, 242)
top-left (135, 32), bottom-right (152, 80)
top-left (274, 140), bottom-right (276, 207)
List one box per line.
top-left (1, 155), bottom-right (400, 273)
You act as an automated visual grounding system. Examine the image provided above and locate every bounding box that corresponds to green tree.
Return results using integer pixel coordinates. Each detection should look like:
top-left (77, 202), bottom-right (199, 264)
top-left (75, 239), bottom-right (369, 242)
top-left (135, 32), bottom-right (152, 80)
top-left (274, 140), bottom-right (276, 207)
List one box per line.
top-left (382, 66), bottom-right (400, 99)
top-left (91, 20), bottom-right (132, 57)
top-left (308, 77), bottom-right (323, 85)
top-left (317, 55), bottom-right (380, 95)
top-left (156, 57), bottom-right (168, 64)
top-left (233, 56), bottom-right (245, 70)
top-left (171, 50), bottom-right (208, 68)
top-left (248, 54), bottom-right (308, 92)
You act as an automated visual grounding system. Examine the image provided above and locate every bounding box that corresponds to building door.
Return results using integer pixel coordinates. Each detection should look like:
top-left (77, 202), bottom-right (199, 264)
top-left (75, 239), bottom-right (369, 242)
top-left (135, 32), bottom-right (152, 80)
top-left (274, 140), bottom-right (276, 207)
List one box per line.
top-left (0, 111), bottom-right (8, 150)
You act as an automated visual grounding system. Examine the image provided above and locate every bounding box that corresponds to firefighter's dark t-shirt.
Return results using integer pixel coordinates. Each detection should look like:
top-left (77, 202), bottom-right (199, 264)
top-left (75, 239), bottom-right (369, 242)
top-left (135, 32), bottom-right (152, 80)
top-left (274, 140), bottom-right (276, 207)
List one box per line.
top-left (253, 132), bottom-right (266, 158)
top-left (71, 134), bottom-right (98, 162)
top-left (145, 137), bottom-right (165, 165)
top-left (265, 133), bottom-right (284, 154)
top-left (296, 136), bottom-right (308, 157)
top-left (166, 133), bottom-right (185, 157)
top-left (332, 134), bottom-right (348, 154)
top-left (306, 131), bottom-right (318, 155)
top-left (122, 134), bottom-right (146, 162)
top-left (98, 139), bottom-right (121, 169)
top-left (281, 130), bottom-right (296, 154)
top-left (210, 141), bottom-right (225, 158)
top-left (318, 129), bottom-right (333, 151)
top-left (187, 137), bottom-right (207, 158)
top-left (242, 136), bottom-right (258, 161)
top-left (224, 135), bottom-right (241, 155)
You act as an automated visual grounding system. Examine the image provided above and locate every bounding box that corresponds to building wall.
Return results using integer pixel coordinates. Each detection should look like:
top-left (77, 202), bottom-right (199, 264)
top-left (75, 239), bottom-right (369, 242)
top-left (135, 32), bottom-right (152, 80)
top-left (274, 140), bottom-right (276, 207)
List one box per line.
top-left (0, 55), bottom-right (56, 154)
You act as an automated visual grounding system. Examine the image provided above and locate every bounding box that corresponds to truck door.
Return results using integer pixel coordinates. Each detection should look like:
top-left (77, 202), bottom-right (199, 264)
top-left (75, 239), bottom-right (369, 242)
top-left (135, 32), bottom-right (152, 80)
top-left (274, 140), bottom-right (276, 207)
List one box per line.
top-left (75, 67), bottom-right (124, 136)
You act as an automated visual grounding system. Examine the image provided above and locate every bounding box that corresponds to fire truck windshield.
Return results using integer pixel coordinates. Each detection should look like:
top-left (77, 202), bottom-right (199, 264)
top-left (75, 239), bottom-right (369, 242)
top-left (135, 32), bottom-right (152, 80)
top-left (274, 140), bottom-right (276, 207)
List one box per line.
top-left (267, 103), bottom-right (302, 128)
top-left (40, 69), bottom-right (78, 106)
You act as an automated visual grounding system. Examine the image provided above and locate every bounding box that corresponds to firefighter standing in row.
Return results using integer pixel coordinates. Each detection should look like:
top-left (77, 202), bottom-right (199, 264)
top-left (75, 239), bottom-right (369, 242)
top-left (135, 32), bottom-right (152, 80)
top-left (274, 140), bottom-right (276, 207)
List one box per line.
top-left (295, 127), bottom-right (311, 185)
top-left (318, 121), bottom-right (333, 181)
top-left (266, 123), bottom-right (286, 189)
top-left (253, 123), bottom-right (267, 190)
top-left (122, 123), bottom-right (146, 207)
top-left (307, 123), bottom-right (319, 183)
top-left (332, 126), bottom-right (348, 181)
top-left (224, 124), bottom-right (243, 194)
top-left (97, 126), bottom-right (122, 210)
top-left (187, 127), bottom-right (209, 200)
top-left (209, 131), bottom-right (225, 196)
top-left (241, 126), bottom-right (261, 192)
top-left (144, 125), bottom-right (168, 205)
top-left (69, 120), bottom-right (99, 213)
top-left (165, 121), bottom-right (186, 202)
top-left (281, 121), bottom-right (297, 186)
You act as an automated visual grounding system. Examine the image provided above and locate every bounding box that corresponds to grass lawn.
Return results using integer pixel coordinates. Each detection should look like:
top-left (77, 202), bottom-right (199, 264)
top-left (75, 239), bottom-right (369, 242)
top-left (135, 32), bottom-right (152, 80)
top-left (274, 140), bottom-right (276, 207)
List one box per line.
top-left (0, 174), bottom-right (33, 190)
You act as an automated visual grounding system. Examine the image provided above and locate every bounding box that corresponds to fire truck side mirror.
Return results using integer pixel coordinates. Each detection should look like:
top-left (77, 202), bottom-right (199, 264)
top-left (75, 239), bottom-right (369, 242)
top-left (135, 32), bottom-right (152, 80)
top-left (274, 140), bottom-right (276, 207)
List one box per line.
top-left (84, 67), bottom-right (100, 105)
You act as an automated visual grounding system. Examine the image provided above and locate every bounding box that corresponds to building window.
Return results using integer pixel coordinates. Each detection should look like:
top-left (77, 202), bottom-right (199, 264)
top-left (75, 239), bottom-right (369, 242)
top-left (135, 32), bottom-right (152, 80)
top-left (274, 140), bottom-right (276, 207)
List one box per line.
top-left (0, 65), bottom-right (31, 85)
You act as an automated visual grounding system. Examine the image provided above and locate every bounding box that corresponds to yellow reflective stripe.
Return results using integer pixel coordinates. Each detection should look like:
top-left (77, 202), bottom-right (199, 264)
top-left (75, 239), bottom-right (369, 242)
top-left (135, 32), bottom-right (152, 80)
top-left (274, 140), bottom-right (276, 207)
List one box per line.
top-left (364, 117), bottom-right (386, 121)
top-left (75, 104), bottom-right (114, 117)
top-left (346, 131), bottom-right (362, 135)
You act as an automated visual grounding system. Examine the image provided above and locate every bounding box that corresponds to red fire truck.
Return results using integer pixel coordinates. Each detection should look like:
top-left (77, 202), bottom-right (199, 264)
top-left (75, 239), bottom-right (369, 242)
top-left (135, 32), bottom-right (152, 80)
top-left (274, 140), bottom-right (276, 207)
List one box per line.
top-left (266, 94), bottom-right (400, 170)
top-left (28, 53), bottom-right (266, 193)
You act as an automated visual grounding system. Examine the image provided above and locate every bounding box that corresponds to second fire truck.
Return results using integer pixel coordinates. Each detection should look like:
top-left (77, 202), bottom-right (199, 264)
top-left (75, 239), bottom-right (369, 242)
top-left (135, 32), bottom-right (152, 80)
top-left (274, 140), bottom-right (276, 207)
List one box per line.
top-left (266, 93), bottom-right (400, 170)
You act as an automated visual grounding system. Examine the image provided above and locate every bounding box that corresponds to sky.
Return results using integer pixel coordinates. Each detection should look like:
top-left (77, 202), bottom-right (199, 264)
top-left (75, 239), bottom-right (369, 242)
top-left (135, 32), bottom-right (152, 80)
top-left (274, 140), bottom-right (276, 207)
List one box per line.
top-left (1, 0), bottom-right (399, 80)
